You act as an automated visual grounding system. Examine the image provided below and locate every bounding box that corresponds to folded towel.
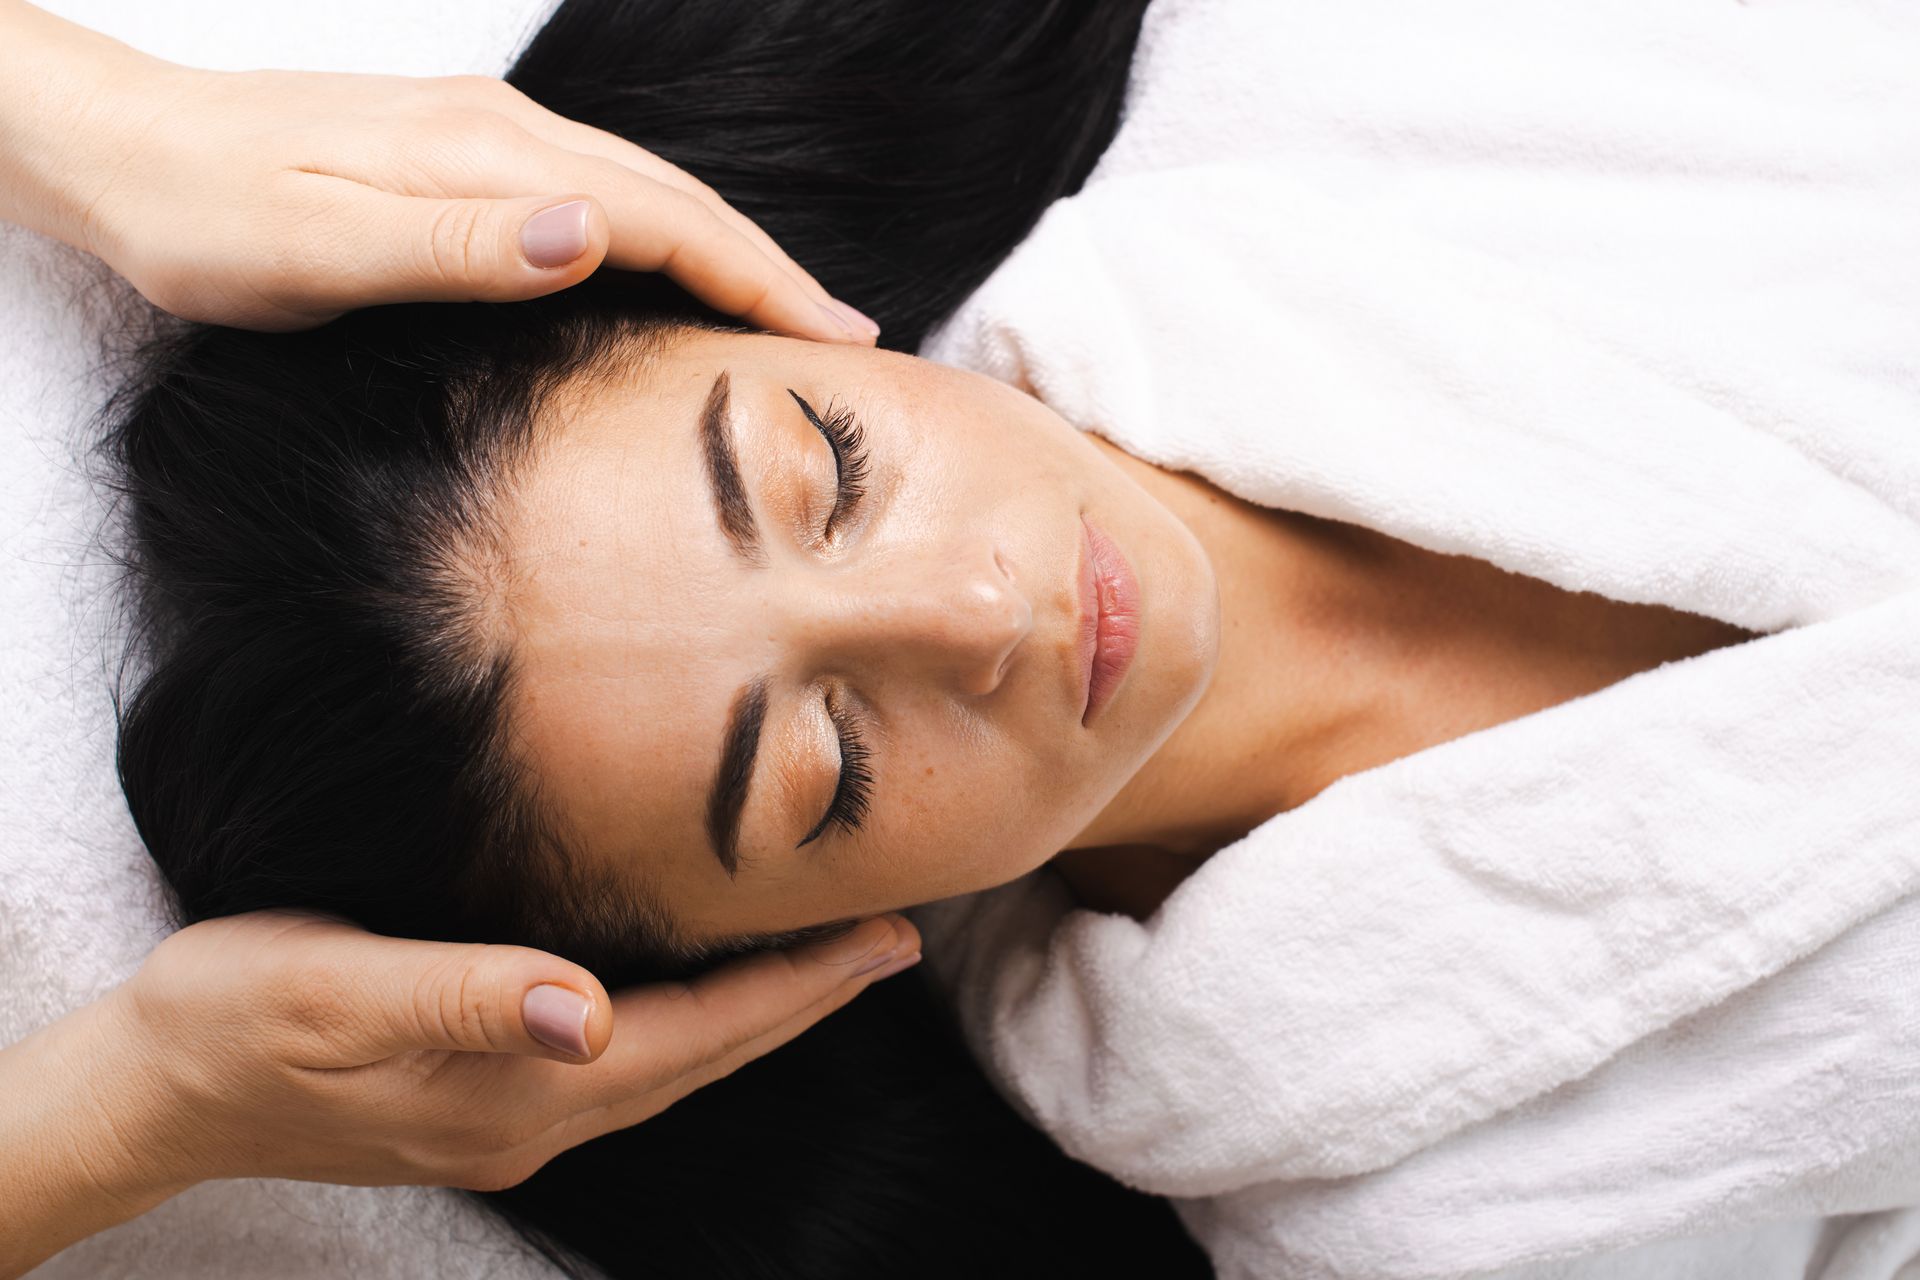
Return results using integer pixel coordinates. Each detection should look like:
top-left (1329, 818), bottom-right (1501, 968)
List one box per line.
top-left (913, 0), bottom-right (1920, 1275)
top-left (0, 2), bottom-right (565, 1275)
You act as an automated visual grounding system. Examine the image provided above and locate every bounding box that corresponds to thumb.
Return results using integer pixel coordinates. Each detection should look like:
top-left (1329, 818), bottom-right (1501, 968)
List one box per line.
top-left (315, 185), bottom-right (612, 309)
top-left (351, 935), bottom-right (615, 1064)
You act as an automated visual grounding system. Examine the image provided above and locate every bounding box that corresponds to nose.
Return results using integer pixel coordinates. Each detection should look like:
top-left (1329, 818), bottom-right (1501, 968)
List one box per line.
top-left (782, 537), bottom-right (1033, 696)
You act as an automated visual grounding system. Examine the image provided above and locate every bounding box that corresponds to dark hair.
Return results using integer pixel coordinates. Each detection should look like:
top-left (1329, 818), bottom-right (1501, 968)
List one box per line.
top-left (105, 0), bottom-right (1212, 1275)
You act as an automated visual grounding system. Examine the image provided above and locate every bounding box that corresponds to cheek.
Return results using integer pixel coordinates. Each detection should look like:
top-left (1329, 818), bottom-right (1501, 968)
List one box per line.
top-left (867, 723), bottom-right (1096, 900)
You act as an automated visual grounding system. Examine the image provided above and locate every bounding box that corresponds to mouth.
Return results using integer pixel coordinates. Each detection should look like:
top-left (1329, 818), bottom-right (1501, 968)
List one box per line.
top-left (1076, 516), bottom-right (1141, 726)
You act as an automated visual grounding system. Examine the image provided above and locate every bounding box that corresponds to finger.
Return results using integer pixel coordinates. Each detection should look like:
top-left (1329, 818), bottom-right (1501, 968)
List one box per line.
top-left (302, 113), bottom-right (876, 342)
top-left (571, 913), bottom-right (920, 1111)
top-left (429, 82), bottom-right (844, 314)
top-left (335, 933), bottom-right (615, 1066)
top-left (419, 125), bottom-right (874, 344)
top-left (471, 95), bottom-right (841, 311)
top-left (545, 944), bottom-right (923, 1153)
top-left (618, 946), bottom-right (924, 1123)
top-left (587, 176), bottom-right (875, 344)
top-left (271, 173), bottom-right (615, 311)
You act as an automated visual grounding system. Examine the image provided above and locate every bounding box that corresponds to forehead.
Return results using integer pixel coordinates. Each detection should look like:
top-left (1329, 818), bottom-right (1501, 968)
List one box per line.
top-left (499, 336), bottom-right (745, 912)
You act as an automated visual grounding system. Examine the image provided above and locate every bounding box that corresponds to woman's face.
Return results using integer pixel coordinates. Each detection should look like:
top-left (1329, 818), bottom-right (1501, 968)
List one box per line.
top-left (503, 329), bottom-right (1219, 945)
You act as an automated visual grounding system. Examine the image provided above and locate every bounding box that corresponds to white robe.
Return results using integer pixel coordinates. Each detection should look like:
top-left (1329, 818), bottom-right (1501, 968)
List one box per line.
top-left (913, 1), bottom-right (1920, 1276)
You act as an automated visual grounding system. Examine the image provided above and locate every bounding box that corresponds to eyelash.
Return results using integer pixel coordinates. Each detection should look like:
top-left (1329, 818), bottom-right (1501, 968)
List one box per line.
top-left (786, 389), bottom-right (871, 538)
top-left (784, 390), bottom-right (877, 849)
top-left (796, 692), bottom-right (875, 849)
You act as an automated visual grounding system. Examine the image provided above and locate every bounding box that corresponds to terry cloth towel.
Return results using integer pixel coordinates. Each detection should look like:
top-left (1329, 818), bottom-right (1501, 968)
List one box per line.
top-left (0, 1), bottom-right (566, 1275)
top-left (912, 0), bottom-right (1920, 1277)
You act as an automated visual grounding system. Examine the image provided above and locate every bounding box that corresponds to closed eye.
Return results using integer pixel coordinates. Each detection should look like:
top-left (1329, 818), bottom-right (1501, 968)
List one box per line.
top-left (787, 389), bottom-right (871, 538)
top-left (796, 691), bottom-right (874, 848)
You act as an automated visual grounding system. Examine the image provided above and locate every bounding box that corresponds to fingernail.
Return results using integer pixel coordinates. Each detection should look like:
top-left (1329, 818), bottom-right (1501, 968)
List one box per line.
top-left (813, 917), bottom-right (898, 969)
top-left (827, 298), bottom-right (881, 339)
top-left (523, 984), bottom-right (591, 1057)
top-left (865, 950), bottom-right (922, 982)
top-left (522, 199), bottom-right (590, 269)
top-left (815, 301), bottom-right (859, 340)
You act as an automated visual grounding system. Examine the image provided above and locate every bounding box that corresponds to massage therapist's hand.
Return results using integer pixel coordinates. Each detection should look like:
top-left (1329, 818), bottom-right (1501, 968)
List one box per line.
top-left (0, 1), bottom-right (879, 337)
top-left (0, 909), bottom-right (920, 1278)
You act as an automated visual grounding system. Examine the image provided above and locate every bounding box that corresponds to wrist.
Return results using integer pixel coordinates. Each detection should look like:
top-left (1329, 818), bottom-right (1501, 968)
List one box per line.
top-left (75, 987), bottom-right (213, 1200)
top-left (0, 1), bottom-right (181, 253)
top-left (0, 995), bottom-right (198, 1277)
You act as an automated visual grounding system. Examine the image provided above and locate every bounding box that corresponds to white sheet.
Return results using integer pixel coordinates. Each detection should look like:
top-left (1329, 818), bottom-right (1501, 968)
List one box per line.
top-left (0, 2), bottom-right (565, 1275)
top-left (913, 0), bottom-right (1920, 1276)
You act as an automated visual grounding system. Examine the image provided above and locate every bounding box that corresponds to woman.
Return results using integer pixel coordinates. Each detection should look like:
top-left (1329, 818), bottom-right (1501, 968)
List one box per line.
top-left (106, 0), bottom-right (1217, 1276)
top-left (108, 0), bottom-right (1761, 974)
top-left (105, 0), bottom-right (1806, 1274)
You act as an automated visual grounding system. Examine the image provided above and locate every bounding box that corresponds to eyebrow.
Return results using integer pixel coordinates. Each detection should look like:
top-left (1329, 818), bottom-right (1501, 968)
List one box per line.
top-left (700, 370), bottom-right (763, 563)
top-left (699, 369), bottom-right (769, 880)
top-left (706, 675), bottom-right (769, 880)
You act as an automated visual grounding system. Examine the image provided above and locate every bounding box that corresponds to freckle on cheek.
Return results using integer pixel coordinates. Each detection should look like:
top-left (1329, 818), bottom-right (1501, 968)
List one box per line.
top-left (924, 766), bottom-right (935, 777)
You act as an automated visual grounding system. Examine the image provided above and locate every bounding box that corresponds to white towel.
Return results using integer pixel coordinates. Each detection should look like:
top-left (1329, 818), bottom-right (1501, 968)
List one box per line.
top-left (0, 2), bottom-right (566, 1275)
top-left (912, 0), bottom-right (1920, 1276)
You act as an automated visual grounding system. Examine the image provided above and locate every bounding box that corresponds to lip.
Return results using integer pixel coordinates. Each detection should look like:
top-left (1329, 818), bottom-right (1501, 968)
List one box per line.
top-left (1076, 515), bottom-right (1141, 726)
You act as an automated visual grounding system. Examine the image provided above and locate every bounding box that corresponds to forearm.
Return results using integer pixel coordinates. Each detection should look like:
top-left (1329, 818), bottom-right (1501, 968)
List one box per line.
top-left (0, 999), bottom-right (194, 1279)
top-left (0, 0), bottom-right (169, 250)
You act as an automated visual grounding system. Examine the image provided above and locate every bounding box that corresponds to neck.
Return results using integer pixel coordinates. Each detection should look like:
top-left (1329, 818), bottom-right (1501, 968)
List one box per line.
top-left (1067, 442), bottom-right (1401, 860)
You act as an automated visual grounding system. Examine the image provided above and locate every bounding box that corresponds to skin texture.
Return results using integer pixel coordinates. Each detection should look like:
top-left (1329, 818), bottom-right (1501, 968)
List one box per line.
top-left (505, 330), bottom-right (1223, 945)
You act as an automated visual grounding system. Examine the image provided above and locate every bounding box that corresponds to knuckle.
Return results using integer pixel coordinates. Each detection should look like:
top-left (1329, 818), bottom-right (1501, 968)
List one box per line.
top-left (464, 107), bottom-right (530, 153)
top-left (414, 74), bottom-right (504, 115)
top-left (415, 104), bottom-right (521, 155)
top-left (444, 74), bottom-right (521, 106)
top-left (412, 102), bottom-right (469, 134)
top-left (663, 184), bottom-right (712, 221)
top-left (426, 201), bottom-right (494, 285)
top-left (486, 80), bottom-right (533, 111)
top-left (630, 180), bottom-right (701, 238)
top-left (740, 275), bottom-right (779, 316)
top-left (577, 152), bottom-right (653, 202)
top-left (415, 945), bottom-right (508, 1049)
top-left (677, 171), bottom-right (721, 205)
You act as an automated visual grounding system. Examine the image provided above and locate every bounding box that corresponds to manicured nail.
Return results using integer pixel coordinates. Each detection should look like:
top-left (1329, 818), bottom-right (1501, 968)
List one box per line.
top-left (827, 298), bottom-right (881, 338)
top-left (865, 950), bottom-right (922, 982)
top-left (521, 200), bottom-right (590, 269)
top-left (815, 301), bottom-right (860, 340)
top-left (523, 984), bottom-right (591, 1056)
